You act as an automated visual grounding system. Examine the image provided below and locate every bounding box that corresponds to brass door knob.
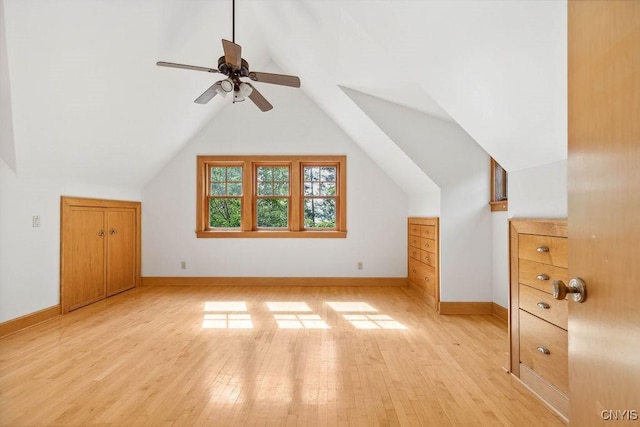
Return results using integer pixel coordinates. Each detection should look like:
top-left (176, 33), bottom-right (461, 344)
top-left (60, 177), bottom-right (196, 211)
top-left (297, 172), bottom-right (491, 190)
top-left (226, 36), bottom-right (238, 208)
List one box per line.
top-left (552, 278), bottom-right (587, 303)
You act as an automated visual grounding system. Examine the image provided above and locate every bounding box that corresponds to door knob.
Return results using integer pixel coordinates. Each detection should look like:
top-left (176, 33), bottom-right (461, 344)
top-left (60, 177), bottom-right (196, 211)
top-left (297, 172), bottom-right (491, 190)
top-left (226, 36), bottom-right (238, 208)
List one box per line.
top-left (552, 278), bottom-right (587, 303)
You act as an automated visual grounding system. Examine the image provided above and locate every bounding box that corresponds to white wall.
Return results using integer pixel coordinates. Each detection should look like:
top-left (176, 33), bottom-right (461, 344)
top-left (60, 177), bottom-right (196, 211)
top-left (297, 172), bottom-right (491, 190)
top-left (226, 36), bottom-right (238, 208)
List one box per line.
top-left (0, 0), bottom-right (16, 171)
top-left (509, 160), bottom-right (568, 218)
top-left (142, 86), bottom-right (409, 278)
top-left (0, 158), bottom-right (141, 322)
top-left (492, 211), bottom-right (509, 308)
top-left (342, 89), bottom-right (493, 302)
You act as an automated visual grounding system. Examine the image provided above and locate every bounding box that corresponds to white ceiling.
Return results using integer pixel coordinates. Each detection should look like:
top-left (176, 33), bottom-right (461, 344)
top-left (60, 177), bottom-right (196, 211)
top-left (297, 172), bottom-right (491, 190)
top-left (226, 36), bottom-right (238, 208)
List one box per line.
top-left (2, 0), bottom-right (567, 191)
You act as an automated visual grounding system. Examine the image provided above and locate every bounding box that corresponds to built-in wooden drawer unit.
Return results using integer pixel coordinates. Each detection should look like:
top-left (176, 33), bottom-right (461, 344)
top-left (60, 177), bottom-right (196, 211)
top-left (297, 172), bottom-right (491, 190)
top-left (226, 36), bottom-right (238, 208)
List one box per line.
top-left (518, 234), bottom-right (568, 268)
top-left (409, 246), bottom-right (421, 261)
top-left (421, 225), bottom-right (435, 239)
top-left (420, 250), bottom-right (436, 268)
top-left (518, 259), bottom-right (568, 293)
top-left (519, 284), bottom-right (568, 330)
top-left (519, 310), bottom-right (569, 395)
top-left (409, 234), bottom-right (421, 249)
top-left (509, 219), bottom-right (569, 422)
top-left (408, 218), bottom-right (439, 310)
top-left (421, 238), bottom-right (437, 255)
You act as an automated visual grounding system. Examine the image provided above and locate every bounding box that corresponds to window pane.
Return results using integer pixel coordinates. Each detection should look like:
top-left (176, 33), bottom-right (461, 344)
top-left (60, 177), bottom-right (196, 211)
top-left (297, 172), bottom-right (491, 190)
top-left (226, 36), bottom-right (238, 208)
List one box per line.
top-left (258, 182), bottom-right (273, 196)
top-left (211, 167), bottom-right (225, 182)
top-left (273, 167), bottom-right (289, 182)
top-left (209, 198), bottom-right (241, 228)
top-left (257, 199), bottom-right (288, 228)
top-left (304, 198), bottom-right (336, 228)
top-left (321, 167), bottom-right (336, 182)
top-left (227, 167), bottom-right (243, 182)
top-left (257, 167), bottom-right (273, 182)
top-left (320, 183), bottom-right (336, 196)
top-left (304, 166), bottom-right (321, 182)
top-left (228, 183), bottom-right (242, 196)
top-left (274, 183), bottom-right (289, 196)
top-left (211, 183), bottom-right (225, 196)
top-left (304, 183), bottom-right (313, 196)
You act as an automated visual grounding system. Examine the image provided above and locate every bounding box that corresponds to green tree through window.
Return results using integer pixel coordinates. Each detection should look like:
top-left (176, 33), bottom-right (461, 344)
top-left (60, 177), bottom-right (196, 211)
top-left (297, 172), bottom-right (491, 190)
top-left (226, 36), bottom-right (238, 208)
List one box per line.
top-left (256, 166), bottom-right (289, 228)
top-left (209, 166), bottom-right (242, 228)
top-left (303, 166), bottom-right (337, 228)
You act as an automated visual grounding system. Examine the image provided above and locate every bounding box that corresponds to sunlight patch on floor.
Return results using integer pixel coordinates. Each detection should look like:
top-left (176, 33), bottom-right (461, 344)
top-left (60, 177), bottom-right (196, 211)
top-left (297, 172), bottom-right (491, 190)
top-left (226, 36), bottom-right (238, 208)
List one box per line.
top-left (326, 302), bottom-right (378, 312)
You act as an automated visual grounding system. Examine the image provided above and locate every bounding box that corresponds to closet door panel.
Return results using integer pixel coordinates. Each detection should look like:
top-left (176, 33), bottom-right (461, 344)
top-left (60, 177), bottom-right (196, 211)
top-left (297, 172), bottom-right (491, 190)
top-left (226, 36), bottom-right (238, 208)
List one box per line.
top-left (65, 207), bottom-right (106, 311)
top-left (106, 208), bottom-right (136, 296)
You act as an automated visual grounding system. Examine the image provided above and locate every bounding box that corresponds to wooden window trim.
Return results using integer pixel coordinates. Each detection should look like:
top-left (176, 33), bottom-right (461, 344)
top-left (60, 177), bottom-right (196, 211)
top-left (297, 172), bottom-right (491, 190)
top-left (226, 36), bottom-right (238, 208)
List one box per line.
top-left (197, 155), bottom-right (347, 238)
top-left (490, 158), bottom-right (508, 212)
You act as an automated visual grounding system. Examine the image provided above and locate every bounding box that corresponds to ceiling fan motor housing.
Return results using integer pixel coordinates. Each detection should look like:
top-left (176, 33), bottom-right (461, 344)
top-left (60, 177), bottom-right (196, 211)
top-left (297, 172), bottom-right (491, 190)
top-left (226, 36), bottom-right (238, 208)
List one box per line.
top-left (218, 56), bottom-right (249, 77)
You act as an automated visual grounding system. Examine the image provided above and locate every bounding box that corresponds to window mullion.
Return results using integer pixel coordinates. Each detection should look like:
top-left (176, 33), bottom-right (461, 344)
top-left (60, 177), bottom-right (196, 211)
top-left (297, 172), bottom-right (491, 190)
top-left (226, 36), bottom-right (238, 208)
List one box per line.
top-left (290, 161), bottom-right (301, 231)
top-left (242, 161), bottom-right (253, 231)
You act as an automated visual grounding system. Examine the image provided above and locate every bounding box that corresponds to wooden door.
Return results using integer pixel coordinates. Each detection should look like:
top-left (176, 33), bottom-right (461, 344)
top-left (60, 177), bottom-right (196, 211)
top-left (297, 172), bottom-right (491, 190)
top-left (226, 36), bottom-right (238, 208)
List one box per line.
top-left (568, 1), bottom-right (640, 424)
top-left (62, 207), bottom-right (106, 312)
top-left (106, 208), bottom-right (137, 296)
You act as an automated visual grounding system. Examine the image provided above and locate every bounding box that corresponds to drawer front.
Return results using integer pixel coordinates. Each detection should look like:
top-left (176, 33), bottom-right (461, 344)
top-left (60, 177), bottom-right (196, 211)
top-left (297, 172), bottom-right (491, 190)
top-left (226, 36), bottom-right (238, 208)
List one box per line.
top-left (519, 284), bottom-right (568, 330)
top-left (409, 262), bottom-right (435, 296)
top-left (408, 259), bottom-right (423, 283)
top-left (421, 225), bottom-right (436, 239)
top-left (421, 238), bottom-right (438, 255)
top-left (519, 310), bottom-right (568, 395)
top-left (519, 259), bottom-right (569, 294)
top-left (409, 224), bottom-right (421, 237)
top-left (421, 250), bottom-right (436, 268)
top-left (409, 234), bottom-right (421, 249)
top-left (409, 246), bottom-right (421, 261)
top-left (519, 234), bottom-right (568, 268)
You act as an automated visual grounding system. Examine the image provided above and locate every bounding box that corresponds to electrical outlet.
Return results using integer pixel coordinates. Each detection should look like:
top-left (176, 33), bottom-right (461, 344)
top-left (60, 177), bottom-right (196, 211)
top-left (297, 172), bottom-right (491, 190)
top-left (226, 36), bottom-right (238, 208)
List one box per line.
top-left (180, 261), bottom-right (187, 270)
top-left (32, 216), bottom-right (41, 228)
top-left (357, 261), bottom-right (363, 270)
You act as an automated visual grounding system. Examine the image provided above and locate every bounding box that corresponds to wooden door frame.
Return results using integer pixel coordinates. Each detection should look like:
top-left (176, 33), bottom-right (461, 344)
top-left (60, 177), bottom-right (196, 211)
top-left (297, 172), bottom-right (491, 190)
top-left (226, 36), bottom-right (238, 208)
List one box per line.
top-left (60, 196), bottom-right (141, 313)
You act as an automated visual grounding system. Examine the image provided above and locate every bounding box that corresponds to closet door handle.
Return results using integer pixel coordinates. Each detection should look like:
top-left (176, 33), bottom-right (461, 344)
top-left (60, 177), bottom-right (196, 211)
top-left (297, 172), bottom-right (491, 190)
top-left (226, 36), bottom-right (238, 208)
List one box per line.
top-left (98, 230), bottom-right (105, 237)
top-left (110, 229), bottom-right (117, 235)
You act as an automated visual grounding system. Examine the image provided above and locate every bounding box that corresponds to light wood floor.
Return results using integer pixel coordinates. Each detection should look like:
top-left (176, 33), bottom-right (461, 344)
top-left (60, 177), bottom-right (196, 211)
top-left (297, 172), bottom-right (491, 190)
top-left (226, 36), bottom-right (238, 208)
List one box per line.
top-left (0, 286), bottom-right (565, 426)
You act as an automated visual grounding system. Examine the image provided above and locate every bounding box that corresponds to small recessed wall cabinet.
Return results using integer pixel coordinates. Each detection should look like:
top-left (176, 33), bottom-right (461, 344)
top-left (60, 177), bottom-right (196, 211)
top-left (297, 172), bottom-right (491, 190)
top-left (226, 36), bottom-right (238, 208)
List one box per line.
top-left (509, 219), bottom-right (568, 421)
top-left (407, 217), bottom-right (439, 309)
top-left (61, 197), bottom-right (141, 313)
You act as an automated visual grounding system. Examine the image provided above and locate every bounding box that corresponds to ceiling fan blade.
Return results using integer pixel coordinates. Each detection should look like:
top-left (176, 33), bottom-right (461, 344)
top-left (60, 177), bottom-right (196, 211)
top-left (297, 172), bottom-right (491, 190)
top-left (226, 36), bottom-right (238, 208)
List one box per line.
top-left (222, 39), bottom-right (242, 69)
top-left (194, 82), bottom-right (222, 104)
top-left (156, 61), bottom-right (219, 73)
top-left (246, 84), bottom-right (273, 112)
top-left (248, 72), bottom-right (300, 88)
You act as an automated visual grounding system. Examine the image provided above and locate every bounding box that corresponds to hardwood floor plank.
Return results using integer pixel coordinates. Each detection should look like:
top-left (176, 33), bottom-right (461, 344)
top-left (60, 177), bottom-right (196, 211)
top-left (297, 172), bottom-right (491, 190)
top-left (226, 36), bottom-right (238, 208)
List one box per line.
top-left (0, 286), bottom-right (565, 426)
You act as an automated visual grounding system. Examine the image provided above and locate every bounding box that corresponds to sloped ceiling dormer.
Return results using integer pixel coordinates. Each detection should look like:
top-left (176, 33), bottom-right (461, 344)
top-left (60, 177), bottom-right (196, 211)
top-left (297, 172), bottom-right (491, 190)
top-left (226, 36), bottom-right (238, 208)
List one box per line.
top-left (2, 0), bottom-right (566, 192)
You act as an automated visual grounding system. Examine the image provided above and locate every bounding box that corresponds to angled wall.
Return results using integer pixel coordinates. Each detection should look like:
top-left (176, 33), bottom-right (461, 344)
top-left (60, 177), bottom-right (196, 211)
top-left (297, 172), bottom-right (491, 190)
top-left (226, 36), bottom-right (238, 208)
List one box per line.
top-left (343, 88), bottom-right (493, 303)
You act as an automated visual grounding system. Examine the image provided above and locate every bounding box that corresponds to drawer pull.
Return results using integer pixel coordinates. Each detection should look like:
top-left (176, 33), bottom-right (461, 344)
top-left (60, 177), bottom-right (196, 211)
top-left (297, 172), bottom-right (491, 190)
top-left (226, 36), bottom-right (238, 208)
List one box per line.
top-left (536, 246), bottom-right (550, 253)
top-left (536, 274), bottom-right (550, 281)
top-left (424, 276), bottom-right (430, 282)
top-left (537, 302), bottom-right (550, 309)
top-left (537, 346), bottom-right (551, 355)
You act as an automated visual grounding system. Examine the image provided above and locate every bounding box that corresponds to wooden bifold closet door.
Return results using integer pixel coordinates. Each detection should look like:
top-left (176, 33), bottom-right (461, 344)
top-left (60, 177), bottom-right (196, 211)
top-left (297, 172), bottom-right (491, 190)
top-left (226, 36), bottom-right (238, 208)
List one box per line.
top-left (61, 197), bottom-right (141, 313)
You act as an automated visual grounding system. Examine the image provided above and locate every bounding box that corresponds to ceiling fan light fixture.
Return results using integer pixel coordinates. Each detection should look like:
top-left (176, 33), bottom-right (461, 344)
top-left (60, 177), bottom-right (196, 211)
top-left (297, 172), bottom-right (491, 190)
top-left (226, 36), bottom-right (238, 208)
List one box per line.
top-left (233, 91), bottom-right (246, 103)
top-left (220, 78), bottom-right (234, 92)
top-left (238, 82), bottom-right (253, 97)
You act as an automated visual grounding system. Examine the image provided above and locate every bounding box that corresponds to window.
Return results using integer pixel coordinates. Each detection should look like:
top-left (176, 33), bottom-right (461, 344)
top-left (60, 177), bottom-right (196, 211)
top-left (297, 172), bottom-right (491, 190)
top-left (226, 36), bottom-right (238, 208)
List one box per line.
top-left (197, 156), bottom-right (346, 237)
top-left (490, 157), bottom-right (508, 212)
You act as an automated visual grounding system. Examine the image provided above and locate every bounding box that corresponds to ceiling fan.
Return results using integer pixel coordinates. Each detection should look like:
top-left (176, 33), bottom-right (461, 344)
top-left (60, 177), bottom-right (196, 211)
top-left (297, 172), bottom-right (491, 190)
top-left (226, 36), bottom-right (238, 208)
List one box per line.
top-left (156, 0), bottom-right (300, 112)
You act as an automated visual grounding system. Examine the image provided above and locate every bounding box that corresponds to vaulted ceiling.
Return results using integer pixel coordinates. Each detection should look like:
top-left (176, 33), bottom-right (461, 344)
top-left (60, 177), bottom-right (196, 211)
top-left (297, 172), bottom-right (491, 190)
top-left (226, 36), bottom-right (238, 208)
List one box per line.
top-left (1, 0), bottom-right (566, 192)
